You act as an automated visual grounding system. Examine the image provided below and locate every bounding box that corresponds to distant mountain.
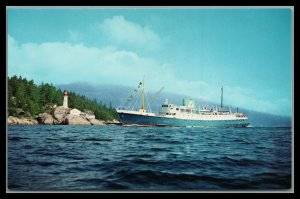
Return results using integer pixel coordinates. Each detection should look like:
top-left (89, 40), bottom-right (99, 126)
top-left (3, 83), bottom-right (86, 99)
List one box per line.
top-left (56, 82), bottom-right (292, 127)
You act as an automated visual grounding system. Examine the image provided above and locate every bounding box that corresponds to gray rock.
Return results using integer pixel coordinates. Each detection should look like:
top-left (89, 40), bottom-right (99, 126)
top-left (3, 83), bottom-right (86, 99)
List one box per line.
top-left (37, 113), bottom-right (54, 125)
top-left (8, 116), bottom-right (17, 124)
top-left (64, 114), bottom-right (91, 125)
top-left (53, 119), bottom-right (61, 125)
top-left (54, 106), bottom-right (70, 124)
top-left (81, 112), bottom-right (95, 120)
top-left (29, 119), bottom-right (38, 125)
top-left (89, 118), bottom-right (105, 125)
top-left (8, 116), bottom-right (38, 125)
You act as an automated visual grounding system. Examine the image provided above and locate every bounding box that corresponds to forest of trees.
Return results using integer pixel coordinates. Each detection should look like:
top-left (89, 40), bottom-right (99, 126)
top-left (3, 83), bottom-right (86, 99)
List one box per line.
top-left (8, 75), bottom-right (119, 121)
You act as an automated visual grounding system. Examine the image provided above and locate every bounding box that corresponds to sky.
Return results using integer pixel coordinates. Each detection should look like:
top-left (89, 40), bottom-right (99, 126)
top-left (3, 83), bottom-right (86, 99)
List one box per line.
top-left (7, 7), bottom-right (293, 116)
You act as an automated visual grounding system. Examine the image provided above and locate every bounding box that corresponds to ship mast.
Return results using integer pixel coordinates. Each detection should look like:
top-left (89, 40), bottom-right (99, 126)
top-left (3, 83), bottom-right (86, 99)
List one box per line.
top-left (221, 86), bottom-right (223, 110)
top-left (142, 77), bottom-right (145, 112)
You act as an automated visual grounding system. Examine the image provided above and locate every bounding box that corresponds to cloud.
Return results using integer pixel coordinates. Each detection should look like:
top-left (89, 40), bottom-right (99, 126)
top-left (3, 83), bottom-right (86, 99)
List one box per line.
top-left (99, 16), bottom-right (162, 51)
top-left (7, 35), bottom-right (291, 116)
top-left (8, 34), bottom-right (17, 46)
top-left (68, 30), bottom-right (81, 42)
top-left (8, 35), bottom-right (161, 86)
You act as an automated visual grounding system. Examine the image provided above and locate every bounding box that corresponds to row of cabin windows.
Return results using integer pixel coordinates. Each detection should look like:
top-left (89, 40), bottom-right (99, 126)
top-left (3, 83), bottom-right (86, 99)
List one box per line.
top-left (162, 105), bottom-right (193, 113)
top-left (166, 113), bottom-right (176, 115)
top-left (162, 113), bottom-right (244, 121)
top-left (162, 105), bottom-right (173, 108)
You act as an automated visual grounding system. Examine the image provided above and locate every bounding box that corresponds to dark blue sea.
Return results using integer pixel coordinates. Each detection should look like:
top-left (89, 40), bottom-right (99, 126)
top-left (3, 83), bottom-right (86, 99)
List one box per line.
top-left (7, 125), bottom-right (292, 191)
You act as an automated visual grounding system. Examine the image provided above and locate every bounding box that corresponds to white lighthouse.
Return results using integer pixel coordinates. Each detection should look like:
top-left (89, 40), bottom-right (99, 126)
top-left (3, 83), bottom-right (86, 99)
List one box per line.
top-left (63, 90), bottom-right (68, 108)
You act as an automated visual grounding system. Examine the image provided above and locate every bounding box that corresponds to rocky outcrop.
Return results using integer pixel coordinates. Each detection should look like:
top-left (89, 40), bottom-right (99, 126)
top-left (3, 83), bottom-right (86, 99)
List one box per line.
top-left (70, 108), bottom-right (81, 116)
top-left (64, 114), bottom-right (91, 125)
top-left (8, 106), bottom-right (110, 126)
top-left (53, 106), bottom-right (70, 124)
top-left (105, 119), bottom-right (121, 125)
top-left (89, 118), bottom-right (105, 125)
top-left (81, 110), bottom-right (96, 120)
top-left (37, 113), bottom-right (54, 125)
top-left (8, 116), bottom-right (38, 125)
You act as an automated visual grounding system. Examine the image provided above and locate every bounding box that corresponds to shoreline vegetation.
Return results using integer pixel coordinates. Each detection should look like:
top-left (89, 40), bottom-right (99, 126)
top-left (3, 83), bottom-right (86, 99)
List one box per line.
top-left (7, 76), bottom-right (121, 126)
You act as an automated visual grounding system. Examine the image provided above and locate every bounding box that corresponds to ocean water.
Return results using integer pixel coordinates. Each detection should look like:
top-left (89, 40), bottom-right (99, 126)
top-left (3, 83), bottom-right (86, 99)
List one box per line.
top-left (7, 125), bottom-right (292, 191)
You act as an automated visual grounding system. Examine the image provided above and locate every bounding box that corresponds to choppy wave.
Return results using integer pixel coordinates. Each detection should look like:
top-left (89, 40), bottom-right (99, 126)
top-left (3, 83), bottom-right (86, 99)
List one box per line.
top-left (8, 126), bottom-right (292, 191)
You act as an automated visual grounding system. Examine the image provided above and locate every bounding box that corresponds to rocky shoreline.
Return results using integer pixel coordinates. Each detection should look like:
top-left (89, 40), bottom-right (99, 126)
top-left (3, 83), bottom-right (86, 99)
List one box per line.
top-left (8, 106), bottom-right (120, 126)
top-left (8, 116), bottom-right (39, 125)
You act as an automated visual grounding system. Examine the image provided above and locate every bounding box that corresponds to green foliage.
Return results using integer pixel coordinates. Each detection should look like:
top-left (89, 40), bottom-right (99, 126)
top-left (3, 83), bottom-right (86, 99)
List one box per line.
top-left (7, 75), bottom-right (119, 121)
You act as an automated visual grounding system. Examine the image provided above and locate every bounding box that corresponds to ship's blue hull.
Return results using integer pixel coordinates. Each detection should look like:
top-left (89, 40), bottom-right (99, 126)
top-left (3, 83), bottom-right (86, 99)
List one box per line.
top-left (117, 112), bottom-right (250, 128)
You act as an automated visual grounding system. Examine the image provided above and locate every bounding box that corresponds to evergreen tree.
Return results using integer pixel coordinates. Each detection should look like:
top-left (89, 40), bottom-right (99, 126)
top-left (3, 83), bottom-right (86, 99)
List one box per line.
top-left (8, 76), bottom-right (119, 121)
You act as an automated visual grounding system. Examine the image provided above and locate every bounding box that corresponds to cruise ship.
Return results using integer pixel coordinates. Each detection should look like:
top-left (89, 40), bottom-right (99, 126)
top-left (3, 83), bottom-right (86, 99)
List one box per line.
top-left (116, 79), bottom-right (249, 128)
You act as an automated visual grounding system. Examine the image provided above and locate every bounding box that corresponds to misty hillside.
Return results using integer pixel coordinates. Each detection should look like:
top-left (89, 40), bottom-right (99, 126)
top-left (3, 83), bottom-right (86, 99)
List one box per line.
top-left (56, 82), bottom-right (292, 127)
